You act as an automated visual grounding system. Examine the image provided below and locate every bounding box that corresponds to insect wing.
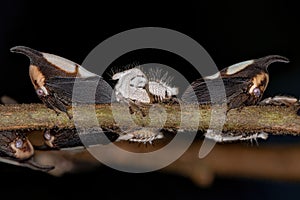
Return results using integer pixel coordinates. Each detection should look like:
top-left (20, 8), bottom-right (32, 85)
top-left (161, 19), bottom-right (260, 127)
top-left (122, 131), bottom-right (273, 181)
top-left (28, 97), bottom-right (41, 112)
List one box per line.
top-left (183, 77), bottom-right (251, 108)
top-left (46, 76), bottom-right (114, 104)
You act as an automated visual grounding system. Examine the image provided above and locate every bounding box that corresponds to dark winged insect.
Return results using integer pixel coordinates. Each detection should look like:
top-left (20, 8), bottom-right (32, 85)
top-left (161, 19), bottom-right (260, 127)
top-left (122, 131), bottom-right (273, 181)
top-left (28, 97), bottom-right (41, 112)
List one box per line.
top-left (10, 46), bottom-right (114, 118)
top-left (183, 55), bottom-right (289, 109)
top-left (183, 55), bottom-right (289, 142)
top-left (0, 131), bottom-right (54, 171)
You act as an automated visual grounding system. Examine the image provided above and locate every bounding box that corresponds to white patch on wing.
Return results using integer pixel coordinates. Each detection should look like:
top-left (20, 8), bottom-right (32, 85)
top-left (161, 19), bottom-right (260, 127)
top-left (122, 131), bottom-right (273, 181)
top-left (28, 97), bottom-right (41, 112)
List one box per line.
top-left (226, 60), bottom-right (254, 75)
top-left (204, 71), bottom-right (220, 80)
top-left (43, 52), bottom-right (96, 77)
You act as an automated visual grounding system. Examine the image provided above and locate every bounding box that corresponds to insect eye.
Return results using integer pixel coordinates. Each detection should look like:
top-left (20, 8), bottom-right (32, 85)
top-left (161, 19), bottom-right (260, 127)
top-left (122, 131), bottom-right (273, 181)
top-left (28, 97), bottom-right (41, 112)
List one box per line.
top-left (43, 130), bottom-right (51, 141)
top-left (253, 87), bottom-right (261, 98)
top-left (36, 88), bottom-right (45, 96)
top-left (15, 138), bottom-right (24, 149)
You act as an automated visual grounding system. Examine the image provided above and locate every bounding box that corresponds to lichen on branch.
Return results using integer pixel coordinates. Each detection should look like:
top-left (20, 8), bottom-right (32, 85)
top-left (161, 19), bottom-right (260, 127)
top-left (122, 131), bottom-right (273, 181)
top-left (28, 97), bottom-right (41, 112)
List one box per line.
top-left (0, 103), bottom-right (299, 135)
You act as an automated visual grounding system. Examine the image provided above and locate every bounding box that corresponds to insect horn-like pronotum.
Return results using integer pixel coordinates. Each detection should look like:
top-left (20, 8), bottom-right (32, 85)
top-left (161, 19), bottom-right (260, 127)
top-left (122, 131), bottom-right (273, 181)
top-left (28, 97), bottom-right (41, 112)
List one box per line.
top-left (11, 46), bottom-right (114, 118)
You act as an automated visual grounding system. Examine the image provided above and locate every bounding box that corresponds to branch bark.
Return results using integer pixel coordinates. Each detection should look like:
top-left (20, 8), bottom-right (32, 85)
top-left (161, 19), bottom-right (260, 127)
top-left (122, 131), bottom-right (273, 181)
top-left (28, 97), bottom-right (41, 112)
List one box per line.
top-left (0, 103), bottom-right (299, 135)
top-left (1, 103), bottom-right (300, 184)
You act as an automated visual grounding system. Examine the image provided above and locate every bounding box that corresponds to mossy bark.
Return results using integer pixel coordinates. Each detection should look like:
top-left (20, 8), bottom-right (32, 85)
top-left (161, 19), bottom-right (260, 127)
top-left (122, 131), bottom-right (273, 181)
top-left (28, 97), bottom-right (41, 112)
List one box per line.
top-left (0, 103), bottom-right (299, 135)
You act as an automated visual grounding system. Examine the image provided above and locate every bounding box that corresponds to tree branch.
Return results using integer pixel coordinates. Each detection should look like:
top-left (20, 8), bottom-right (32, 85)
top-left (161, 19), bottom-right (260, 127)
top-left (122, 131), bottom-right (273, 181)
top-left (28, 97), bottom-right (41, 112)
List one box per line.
top-left (1, 103), bottom-right (300, 182)
top-left (0, 103), bottom-right (299, 135)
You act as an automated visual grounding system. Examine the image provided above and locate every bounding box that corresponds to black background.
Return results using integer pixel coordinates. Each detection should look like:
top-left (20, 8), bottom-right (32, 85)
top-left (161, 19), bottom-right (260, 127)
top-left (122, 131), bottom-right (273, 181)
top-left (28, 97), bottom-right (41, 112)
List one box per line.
top-left (1, 1), bottom-right (300, 199)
